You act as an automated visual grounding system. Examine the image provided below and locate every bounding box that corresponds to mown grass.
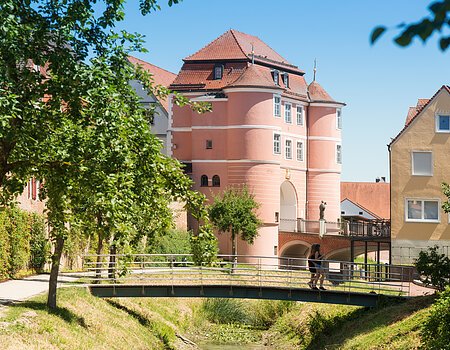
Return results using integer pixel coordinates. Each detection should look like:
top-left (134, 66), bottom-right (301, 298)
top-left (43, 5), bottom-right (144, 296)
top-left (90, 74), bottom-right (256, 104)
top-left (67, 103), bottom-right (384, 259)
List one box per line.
top-left (0, 286), bottom-right (438, 350)
top-left (0, 287), bottom-right (200, 350)
top-left (264, 295), bottom-right (436, 350)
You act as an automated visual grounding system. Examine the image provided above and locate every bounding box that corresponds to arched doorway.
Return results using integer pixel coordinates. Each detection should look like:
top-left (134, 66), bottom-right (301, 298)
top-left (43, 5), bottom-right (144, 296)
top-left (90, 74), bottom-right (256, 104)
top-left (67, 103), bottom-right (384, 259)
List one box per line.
top-left (280, 181), bottom-right (297, 231)
top-left (279, 241), bottom-right (310, 269)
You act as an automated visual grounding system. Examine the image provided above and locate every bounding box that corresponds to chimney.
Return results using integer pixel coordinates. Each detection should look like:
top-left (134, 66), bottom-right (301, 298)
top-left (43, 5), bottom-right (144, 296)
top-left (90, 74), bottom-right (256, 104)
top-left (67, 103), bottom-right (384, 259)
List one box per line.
top-left (381, 176), bottom-right (386, 183)
top-left (375, 177), bottom-right (380, 183)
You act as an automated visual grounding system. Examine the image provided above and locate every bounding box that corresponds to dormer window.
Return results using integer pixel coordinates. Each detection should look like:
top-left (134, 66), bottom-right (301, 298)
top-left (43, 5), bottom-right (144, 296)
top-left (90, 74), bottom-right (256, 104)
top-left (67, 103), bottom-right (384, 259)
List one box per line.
top-left (272, 70), bottom-right (279, 85)
top-left (282, 72), bottom-right (289, 88)
top-left (214, 64), bottom-right (223, 80)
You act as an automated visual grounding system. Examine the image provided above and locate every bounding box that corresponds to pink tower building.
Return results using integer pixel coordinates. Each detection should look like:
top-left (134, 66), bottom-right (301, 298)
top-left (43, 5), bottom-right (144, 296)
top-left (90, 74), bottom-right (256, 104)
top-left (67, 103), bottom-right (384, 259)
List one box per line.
top-left (169, 30), bottom-right (344, 259)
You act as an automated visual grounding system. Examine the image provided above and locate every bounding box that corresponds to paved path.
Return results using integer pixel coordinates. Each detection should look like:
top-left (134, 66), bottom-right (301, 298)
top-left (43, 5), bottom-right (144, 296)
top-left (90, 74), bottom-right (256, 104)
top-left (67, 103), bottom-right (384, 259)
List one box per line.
top-left (0, 274), bottom-right (79, 305)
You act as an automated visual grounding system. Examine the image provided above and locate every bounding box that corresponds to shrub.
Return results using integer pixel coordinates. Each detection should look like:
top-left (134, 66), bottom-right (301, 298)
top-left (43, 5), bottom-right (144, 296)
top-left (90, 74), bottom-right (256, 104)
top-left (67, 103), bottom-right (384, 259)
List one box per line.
top-left (201, 298), bottom-right (250, 325)
top-left (250, 300), bottom-right (294, 328)
top-left (421, 286), bottom-right (450, 349)
top-left (0, 211), bottom-right (10, 279)
top-left (8, 207), bottom-right (31, 275)
top-left (415, 246), bottom-right (450, 291)
top-left (0, 207), bottom-right (48, 279)
top-left (201, 298), bottom-right (294, 329)
top-left (149, 229), bottom-right (191, 255)
top-left (29, 213), bottom-right (49, 271)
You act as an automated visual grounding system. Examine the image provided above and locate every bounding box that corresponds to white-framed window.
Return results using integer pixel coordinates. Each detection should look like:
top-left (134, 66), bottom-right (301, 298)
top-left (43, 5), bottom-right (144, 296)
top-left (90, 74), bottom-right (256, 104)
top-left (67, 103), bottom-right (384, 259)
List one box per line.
top-left (436, 115), bottom-right (450, 132)
top-left (336, 144), bottom-right (342, 164)
top-left (296, 141), bottom-right (304, 161)
top-left (214, 64), bottom-right (223, 80)
top-left (274, 96), bottom-right (281, 117)
top-left (273, 133), bottom-right (281, 154)
top-left (285, 139), bottom-right (292, 159)
top-left (282, 72), bottom-right (289, 88)
top-left (405, 198), bottom-right (440, 222)
top-left (285, 103), bottom-right (292, 124)
top-left (412, 151), bottom-right (433, 176)
top-left (336, 108), bottom-right (342, 129)
top-left (296, 105), bottom-right (304, 125)
top-left (272, 70), bottom-right (279, 85)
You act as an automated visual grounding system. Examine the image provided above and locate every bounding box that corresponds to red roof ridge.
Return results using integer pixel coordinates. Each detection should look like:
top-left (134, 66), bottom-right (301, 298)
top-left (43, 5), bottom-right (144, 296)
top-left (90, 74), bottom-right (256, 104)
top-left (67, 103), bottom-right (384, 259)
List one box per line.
top-left (231, 29), bottom-right (289, 64)
top-left (128, 56), bottom-right (176, 79)
top-left (229, 29), bottom-right (248, 58)
top-left (390, 85), bottom-right (450, 146)
top-left (184, 30), bottom-right (247, 61)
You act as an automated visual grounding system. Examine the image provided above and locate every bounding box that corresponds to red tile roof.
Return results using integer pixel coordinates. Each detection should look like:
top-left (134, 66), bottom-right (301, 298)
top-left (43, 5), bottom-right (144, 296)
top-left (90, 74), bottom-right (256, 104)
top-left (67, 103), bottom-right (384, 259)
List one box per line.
top-left (170, 62), bottom-right (247, 91)
top-left (341, 182), bottom-right (390, 219)
top-left (127, 56), bottom-right (176, 111)
top-left (404, 99), bottom-right (431, 125)
top-left (185, 29), bottom-right (303, 74)
top-left (390, 85), bottom-right (450, 146)
top-left (308, 81), bottom-right (335, 103)
top-left (227, 64), bottom-right (281, 89)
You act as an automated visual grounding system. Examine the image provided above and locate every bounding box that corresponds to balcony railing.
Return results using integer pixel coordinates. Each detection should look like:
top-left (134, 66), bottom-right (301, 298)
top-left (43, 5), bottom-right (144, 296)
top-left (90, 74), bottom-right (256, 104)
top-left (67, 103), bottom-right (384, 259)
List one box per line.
top-left (279, 218), bottom-right (390, 238)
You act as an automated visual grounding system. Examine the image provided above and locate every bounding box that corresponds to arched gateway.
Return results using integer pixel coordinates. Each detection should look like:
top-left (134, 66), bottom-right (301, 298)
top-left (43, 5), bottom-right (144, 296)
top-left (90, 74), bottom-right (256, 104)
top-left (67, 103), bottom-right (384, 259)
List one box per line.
top-left (279, 181), bottom-right (297, 232)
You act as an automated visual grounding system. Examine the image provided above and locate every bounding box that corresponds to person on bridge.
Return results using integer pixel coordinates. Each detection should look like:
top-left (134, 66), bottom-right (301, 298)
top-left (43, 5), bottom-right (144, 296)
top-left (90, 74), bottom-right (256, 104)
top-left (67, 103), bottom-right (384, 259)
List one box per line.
top-left (307, 243), bottom-right (326, 290)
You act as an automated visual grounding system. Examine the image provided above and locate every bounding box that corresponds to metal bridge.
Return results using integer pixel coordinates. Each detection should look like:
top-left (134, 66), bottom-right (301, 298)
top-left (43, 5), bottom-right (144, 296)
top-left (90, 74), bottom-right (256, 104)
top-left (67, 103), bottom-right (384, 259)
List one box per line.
top-left (83, 254), bottom-right (414, 307)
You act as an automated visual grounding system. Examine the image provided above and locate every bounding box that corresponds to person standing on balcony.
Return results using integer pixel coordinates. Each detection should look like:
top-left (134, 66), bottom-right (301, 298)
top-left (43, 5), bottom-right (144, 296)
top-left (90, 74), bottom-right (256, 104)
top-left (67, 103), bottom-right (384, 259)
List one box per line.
top-left (307, 243), bottom-right (326, 290)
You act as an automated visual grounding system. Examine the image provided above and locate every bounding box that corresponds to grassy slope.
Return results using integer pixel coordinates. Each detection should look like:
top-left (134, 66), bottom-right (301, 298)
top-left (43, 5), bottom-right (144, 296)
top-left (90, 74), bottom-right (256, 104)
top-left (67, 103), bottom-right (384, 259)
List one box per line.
top-left (0, 287), bottom-right (199, 350)
top-left (265, 296), bottom-right (435, 350)
top-left (0, 287), bottom-right (436, 350)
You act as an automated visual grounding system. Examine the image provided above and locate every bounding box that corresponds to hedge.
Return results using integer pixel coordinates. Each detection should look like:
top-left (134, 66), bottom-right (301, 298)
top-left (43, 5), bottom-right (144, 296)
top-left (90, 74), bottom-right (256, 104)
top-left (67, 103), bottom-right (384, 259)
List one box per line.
top-left (0, 207), bottom-right (49, 280)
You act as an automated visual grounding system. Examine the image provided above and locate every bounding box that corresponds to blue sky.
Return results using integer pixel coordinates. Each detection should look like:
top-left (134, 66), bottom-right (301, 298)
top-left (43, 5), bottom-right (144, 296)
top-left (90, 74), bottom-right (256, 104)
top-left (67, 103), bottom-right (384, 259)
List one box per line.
top-left (119, 0), bottom-right (449, 182)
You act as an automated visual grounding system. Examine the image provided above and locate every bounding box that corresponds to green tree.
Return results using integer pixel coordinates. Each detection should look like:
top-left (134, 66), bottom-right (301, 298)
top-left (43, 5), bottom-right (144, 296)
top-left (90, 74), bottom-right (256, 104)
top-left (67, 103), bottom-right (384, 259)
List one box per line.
top-left (415, 246), bottom-right (450, 291)
top-left (371, 0), bottom-right (450, 50)
top-left (0, 0), bottom-right (215, 309)
top-left (421, 286), bottom-right (450, 349)
top-left (209, 186), bottom-right (261, 269)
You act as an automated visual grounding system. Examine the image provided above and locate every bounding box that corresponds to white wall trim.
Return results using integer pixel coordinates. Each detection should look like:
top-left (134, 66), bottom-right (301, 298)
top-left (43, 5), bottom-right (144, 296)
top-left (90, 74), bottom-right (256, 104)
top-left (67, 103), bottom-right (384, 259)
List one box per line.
top-left (190, 159), bottom-right (281, 165)
top-left (309, 136), bottom-right (341, 142)
top-left (170, 127), bottom-right (192, 132)
top-left (190, 97), bottom-right (228, 102)
top-left (195, 124), bottom-right (283, 130)
top-left (308, 168), bottom-right (341, 173)
top-left (309, 102), bottom-right (344, 108)
top-left (223, 87), bottom-right (282, 94)
top-left (281, 165), bottom-right (307, 172)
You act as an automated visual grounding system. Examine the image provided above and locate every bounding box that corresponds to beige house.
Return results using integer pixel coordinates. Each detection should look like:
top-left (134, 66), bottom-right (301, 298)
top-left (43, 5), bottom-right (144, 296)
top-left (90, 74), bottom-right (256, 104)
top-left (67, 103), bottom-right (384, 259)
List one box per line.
top-left (389, 85), bottom-right (450, 263)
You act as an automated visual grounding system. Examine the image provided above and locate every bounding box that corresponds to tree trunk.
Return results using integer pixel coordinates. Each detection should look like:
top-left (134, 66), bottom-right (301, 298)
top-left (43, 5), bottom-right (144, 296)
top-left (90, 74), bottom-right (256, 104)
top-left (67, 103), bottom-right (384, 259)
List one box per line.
top-left (108, 243), bottom-right (117, 281)
top-left (231, 230), bottom-right (237, 272)
top-left (95, 213), bottom-right (104, 283)
top-left (47, 234), bottom-right (65, 310)
top-left (95, 232), bottom-right (104, 283)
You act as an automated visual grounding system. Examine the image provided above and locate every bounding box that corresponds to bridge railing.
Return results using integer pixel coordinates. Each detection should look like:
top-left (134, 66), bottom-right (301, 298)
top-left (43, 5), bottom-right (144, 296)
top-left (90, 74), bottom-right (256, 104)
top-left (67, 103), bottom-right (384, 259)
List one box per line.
top-left (81, 254), bottom-right (412, 297)
top-left (279, 219), bottom-right (391, 238)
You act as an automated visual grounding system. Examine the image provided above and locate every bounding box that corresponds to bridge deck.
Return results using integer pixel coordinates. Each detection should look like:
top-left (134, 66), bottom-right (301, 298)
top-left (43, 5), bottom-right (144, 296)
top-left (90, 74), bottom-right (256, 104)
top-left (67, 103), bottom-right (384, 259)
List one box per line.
top-left (82, 254), bottom-right (414, 307)
top-left (88, 284), bottom-right (404, 307)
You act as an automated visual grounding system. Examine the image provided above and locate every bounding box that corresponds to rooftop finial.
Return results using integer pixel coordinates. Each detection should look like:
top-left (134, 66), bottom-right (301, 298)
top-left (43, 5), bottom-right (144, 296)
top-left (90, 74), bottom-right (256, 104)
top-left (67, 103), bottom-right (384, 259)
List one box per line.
top-left (251, 43), bottom-right (255, 65)
top-left (313, 58), bottom-right (317, 82)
